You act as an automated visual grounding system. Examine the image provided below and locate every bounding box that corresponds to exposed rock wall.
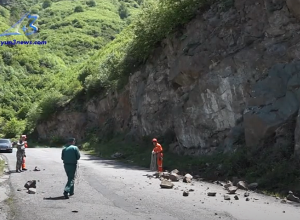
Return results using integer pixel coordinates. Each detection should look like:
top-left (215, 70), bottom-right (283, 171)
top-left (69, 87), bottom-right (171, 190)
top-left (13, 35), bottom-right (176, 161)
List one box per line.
top-left (36, 0), bottom-right (300, 156)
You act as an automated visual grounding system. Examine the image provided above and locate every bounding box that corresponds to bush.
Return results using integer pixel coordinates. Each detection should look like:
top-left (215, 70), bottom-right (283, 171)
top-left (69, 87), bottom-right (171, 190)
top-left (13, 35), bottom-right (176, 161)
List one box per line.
top-left (42, 0), bottom-right (52, 9)
top-left (86, 0), bottom-right (96, 7)
top-left (74, 6), bottom-right (84, 12)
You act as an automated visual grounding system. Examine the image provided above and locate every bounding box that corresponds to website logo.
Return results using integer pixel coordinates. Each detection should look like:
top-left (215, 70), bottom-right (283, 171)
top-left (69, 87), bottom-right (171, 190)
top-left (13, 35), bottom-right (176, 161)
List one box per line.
top-left (0, 12), bottom-right (39, 37)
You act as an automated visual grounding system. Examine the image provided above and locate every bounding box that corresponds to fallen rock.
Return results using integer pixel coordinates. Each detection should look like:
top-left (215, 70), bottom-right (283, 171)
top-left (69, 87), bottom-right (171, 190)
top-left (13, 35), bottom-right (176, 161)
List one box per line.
top-left (227, 186), bottom-right (238, 194)
top-left (33, 166), bottom-right (40, 171)
top-left (246, 198), bottom-right (250, 201)
top-left (28, 188), bottom-right (36, 194)
top-left (207, 192), bottom-right (216, 196)
top-left (234, 195), bottom-right (239, 200)
top-left (224, 181), bottom-right (233, 189)
top-left (171, 169), bottom-right (179, 174)
top-left (248, 183), bottom-right (258, 190)
top-left (169, 173), bottom-right (179, 182)
top-left (237, 181), bottom-right (248, 190)
top-left (244, 192), bottom-right (250, 197)
top-left (24, 180), bottom-right (36, 189)
top-left (183, 177), bottom-right (192, 183)
top-left (224, 195), bottom-right (230, 200)
top-left (184, 173), bottom-right (193, 179)
top-left (183, 191), bottom-right (189, 196)
top-left (160, 179), bottom-right (174, 189)
top-left (287, 191), bottom-right (300, 203)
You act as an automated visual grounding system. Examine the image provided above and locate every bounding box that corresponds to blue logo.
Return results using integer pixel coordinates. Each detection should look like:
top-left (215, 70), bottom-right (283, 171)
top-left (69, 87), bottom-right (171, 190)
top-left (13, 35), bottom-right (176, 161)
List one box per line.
top-left (0, 12), bottom-right (39, 37)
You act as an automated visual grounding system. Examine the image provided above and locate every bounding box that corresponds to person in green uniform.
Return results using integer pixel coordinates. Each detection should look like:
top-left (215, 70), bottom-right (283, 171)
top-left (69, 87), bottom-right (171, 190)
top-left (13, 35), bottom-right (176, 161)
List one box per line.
top-left (61, 138), bottom-right (80, 199)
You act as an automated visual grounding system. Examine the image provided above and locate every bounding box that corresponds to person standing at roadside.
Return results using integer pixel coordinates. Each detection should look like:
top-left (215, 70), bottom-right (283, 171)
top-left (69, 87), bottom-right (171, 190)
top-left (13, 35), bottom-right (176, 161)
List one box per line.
top-left (61, 138), bottom-right (80, 199)
top-left (16, 139), bottom-right (26, 173)
top-left (21, 135), bottom-right (28, 171)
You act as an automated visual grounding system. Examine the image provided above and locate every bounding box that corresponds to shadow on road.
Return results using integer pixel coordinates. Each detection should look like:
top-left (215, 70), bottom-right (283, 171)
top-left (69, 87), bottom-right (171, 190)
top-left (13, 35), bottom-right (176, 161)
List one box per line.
top-left (43, 196), bottom-right (67, 200)
top-left (81, 154), bottom-right (153, 173)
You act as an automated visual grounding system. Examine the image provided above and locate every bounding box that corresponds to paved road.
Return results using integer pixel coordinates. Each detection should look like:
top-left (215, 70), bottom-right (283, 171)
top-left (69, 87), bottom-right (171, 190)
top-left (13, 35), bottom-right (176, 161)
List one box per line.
top-left (0, 148), bottom-right (300, 220)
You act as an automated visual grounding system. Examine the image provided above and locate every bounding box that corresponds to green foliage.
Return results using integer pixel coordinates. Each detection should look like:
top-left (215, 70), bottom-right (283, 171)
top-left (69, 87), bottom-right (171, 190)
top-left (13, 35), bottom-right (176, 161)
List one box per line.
top-left (86, 0), bottom-right (96, 7)
top-left (118, 2), bottom-right (129, 19)
top-left (42, 0), bottom-right (52, 9)
top-left (74, 5), bottom-right (84, 12)
top-left (0, 0), bottom-right (145, 136)
top-left (2, 117), bottom-right (26, 138)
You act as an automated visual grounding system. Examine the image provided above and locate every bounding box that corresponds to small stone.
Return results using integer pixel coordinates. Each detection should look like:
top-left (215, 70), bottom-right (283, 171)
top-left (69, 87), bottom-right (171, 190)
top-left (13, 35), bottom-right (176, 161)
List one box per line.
top-left (246, 198), bottom-right (250, 201)
top-left (183, 191), bottom-right (189, 196)
top-left (224, 195), bottom-right (230, 200)
top-left (28, 188), bottom-right (36, 194)
top-left (244, 192), bottom-right (250, 197)
top-left (234, 195), bottom-right (239, 200)
top-left (160, 179), bottom-right (174, 189)
top-left (207, 192), bottom-right (216, 196)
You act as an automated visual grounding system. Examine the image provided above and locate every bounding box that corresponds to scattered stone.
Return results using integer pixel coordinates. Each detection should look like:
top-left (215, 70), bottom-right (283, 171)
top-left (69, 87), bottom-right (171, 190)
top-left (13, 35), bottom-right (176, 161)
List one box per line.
top-left (24, 180), bottom-right (36, 189)
top-left (183, 191), bottom-right (189, 196)
top-left (244, 192), bottom-right (250, 197)
top-left (246, 198), bottom-right (250, 201)
top-left (183, 177), bottom-right (192, 183)
top-left (169, 173), bottom-right (179, 182)
top-left (237, 181), bottom-right (248, 190)
top-left (234, 195), bottom-right (239, 200)
top-left (224, 195), bottom-right (230, 200)
top-left (189, 189), bottom-right (194, 192)
top-left (28, 188), bottom-right (36, 194)
top-left (160, 179), bottom-right (174, 189)
top-left (283, 211), bottom-right (285, 213)
top-left (185, 173), bottom-right (193, 179)
top-left (33, 166), bottom-right (40, 171)
top-left (171, 169), bottom-right (179, 174)
top-left (72, 210), bottom-right (78, 213)
top-left (281, 199), bottom-right (287, 204)
top-left (17, 189), bottom-right (21, 191)
top-left (286, 191), bottom-right (300, 203)
top-left (207, 192), bottom-right (216, 196)
top-left (248, 183), bottom-right (258, 190)
top-left (227, 186), bottom-right (238, 194)
top-left (223, 181), bottom-right (233, 189)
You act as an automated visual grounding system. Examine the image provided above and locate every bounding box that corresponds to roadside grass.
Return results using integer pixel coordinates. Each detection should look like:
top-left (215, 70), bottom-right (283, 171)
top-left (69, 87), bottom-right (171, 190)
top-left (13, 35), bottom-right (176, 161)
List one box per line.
top-left (80, 132), bottom-right (300, 198)
top-left (0, 159), bottom-right (4, 176)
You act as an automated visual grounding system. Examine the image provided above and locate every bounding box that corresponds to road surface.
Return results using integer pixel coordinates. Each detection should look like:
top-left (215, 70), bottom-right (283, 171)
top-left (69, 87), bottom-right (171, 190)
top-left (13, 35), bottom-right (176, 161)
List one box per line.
top-left (0, 148), bottom-right (299, 220)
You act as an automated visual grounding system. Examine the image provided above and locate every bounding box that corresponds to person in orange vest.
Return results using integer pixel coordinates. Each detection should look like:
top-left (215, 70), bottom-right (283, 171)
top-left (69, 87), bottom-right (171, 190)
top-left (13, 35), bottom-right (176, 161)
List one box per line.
top-left (21, 135), bottom-right (27, 171)
top-left (152, 138), bottom-right (163, 172)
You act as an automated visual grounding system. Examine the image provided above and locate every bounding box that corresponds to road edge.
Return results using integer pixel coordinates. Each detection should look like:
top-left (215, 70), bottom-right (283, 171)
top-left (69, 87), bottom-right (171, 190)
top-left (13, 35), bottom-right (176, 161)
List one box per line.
top-left (0, 154), bottom-right (17, 220)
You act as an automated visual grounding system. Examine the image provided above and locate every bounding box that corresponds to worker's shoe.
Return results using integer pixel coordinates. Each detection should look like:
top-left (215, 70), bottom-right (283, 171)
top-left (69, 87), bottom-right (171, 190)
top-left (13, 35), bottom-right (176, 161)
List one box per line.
top-left (22, 168), bottom-right (27, 171)
top-left (63, 191), bottom-right (69, 199)
top-left (69, 193), bottom-right (74, 196)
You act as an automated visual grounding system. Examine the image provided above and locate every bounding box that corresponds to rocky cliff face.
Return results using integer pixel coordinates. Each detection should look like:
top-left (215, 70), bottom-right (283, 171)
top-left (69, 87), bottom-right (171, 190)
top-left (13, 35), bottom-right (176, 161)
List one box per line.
top-left (37, 0), bottom-right (300, 156)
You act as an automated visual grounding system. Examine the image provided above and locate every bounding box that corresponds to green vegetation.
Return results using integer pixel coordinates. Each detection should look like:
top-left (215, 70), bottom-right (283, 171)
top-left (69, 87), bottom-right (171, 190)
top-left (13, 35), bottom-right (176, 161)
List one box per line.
top-left (0, 0), bottom-right (151, 138)
top-left (0, 0), bottom-right (208, 138)
top-left (0, 158), bottom-right (4, 176)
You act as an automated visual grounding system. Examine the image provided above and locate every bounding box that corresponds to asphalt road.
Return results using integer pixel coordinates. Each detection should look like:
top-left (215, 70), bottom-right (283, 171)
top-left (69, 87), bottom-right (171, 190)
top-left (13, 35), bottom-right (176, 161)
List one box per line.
top-left (0, 148), bottom-right (300, 220)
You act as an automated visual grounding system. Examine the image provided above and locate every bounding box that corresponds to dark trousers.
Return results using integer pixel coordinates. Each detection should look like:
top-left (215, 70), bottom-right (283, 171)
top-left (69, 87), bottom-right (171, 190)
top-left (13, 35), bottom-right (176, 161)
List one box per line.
top-left (64, 164), bottom-right (77, 194)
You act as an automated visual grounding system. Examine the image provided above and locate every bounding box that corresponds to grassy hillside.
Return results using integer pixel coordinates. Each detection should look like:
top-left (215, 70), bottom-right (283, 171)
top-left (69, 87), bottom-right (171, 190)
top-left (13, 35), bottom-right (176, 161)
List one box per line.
top-left (0, 0), bottom-right (148, 137)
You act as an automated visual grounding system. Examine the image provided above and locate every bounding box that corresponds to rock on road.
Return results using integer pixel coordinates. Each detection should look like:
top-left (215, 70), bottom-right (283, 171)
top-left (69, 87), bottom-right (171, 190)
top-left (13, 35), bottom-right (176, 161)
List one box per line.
top-left (0, 148), bottom-right (300, 220)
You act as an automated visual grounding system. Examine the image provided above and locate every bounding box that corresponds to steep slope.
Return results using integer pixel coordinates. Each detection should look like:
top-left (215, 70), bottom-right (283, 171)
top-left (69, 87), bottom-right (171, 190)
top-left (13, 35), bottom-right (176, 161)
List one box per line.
top-left (0, 0), bottom-right (146, 137)
top-left (35, 0), bottom-right (300, 192)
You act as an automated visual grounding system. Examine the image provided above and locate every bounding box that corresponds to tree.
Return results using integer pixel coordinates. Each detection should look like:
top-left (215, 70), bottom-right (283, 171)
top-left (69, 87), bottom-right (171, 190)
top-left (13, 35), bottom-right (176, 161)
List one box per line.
top-left (118, 2), bottom-right (129, 19)
top-left (42, 0), bottom-right (52, 9)
top-left (86, 0), bottom-right (96, 7)
top-left (74, 6), bottom-right (84, 12)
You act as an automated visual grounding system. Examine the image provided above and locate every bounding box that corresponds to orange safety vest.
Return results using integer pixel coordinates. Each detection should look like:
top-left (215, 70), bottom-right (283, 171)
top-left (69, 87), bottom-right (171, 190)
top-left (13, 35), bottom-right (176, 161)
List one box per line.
top-left (153, 143), bottom-right (163, 157)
